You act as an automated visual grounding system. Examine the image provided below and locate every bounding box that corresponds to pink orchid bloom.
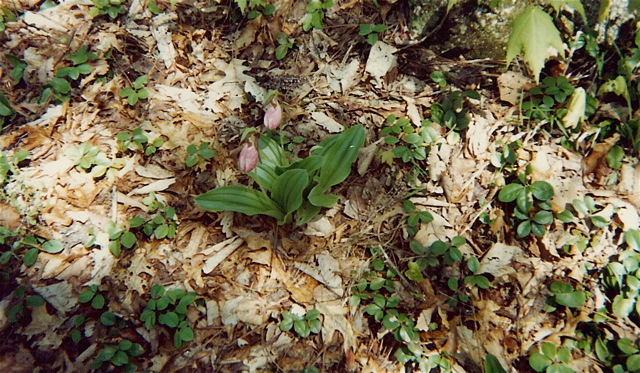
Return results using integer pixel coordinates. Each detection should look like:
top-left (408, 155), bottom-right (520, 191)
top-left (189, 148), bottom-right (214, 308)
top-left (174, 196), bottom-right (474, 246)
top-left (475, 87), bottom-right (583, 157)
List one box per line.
top-left (263, 102), bottom-right (282, 130)
top-left (239, 143), bottom-right (259, 172)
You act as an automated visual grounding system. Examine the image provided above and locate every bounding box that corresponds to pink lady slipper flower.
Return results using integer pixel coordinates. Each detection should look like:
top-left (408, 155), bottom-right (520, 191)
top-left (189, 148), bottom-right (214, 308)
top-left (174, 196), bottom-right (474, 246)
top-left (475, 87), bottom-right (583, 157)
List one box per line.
top-left (263, 101), bottom-right (282, 130)
top-left (239, 142), bottom-right (259, 172)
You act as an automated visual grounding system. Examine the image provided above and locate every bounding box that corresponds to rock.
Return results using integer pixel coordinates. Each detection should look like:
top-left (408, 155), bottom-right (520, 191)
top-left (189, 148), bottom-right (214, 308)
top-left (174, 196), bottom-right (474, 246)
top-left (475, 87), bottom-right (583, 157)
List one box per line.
top-left (408, 0), bottom-right (526, 60)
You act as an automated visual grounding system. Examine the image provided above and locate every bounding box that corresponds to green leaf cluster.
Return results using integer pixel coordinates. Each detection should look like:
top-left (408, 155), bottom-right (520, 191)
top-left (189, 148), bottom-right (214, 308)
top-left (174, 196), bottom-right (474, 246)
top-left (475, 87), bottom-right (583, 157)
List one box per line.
top-left (498, 177), bottom-right (555, 238)
top-left (380, 115), bottom-right (438, 164)
top-left (606, 230), bottom-right (640, 319)
top-left (91, 339), bottom-right (144, 372)
top-left (105, 220), bottom-right (136, 257)
top-left (523, 76), bottom-right (576, 137)
top-left (350, 247), bottom-right (396, 307)
top-left (6, 53), bottom-right (27, 86)
top-left (402, 199), bottom-right (434, 237)
top-left (302, 0), bottom-right (333, 31)
top-left (79, 284), bottom-right (106, 309)
top-left (247, 0), bottom-right (275, 19)
top-left (66, 142), bottom-right (124, 179)
top-left (70, 314), bottom-right (86, 343)
top-left (407, 236), bottom-right (466, 280)
top-left (7, 285), bottom-right (45, 324)
top-left (56, 46), bottom-right (98, 80)
top-left (280, 308), bottom-right (322, 338)
top-left (464, 256), bottom-right (491, 290)
top-left (359, 23), bottom-right (387, 45)
top-left (140, 284), bottom-right (196, 348)
top-left (490, 140), bottom-right (522, 172)
top-left (430, 71), bottom-right (448, 89)
top-left (195, 125), bottom-right (365, 225)
top-left (529, 342), bottom-right (575, 373)
top-left (613, 338), bottom-right (640, 373)
top-left (275, 32), bottom-right (294, 60)
top-left (41, 77), bottom-right (71, 104)
top-left (1, 232), bottom-right (62, 269)
top-left (186, 142), bottom-right (215, 167)
top-left (119, 75), bottom-right (149, 106)
top-left (416, 353), bottom-right (452, 372)
top-left (570, 195), bottom-right (609, 228)
top-left (362, 294), bottom-right (419, 346)
top-left (137, 192), bottom-right (177, 239)
top-left (89, 0), bottom-right (126, 19)
top-left (549, 281), bottom-right (588, 309)
top-left (428, 90), bottom-right (478, 132)
top-left (117, 128), bottom-right (164, 156)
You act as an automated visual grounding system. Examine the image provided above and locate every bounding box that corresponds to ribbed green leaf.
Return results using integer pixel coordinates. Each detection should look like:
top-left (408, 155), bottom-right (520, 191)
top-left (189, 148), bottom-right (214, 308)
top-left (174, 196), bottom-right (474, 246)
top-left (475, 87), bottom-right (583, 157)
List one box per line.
top-left (271, 169), bottom-right (309, 215)
top-left (307, 184), bottom-right (339, 208)
top-left (195, 185), bottom-right (284, 221)
top-left (316, 125), bottom-right (365, 189)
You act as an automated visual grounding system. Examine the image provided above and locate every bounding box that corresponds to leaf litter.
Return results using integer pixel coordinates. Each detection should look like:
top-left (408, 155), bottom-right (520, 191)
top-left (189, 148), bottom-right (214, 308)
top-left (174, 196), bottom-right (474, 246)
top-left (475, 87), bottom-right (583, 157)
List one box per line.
top-left (0, 0), bottom-right (639, 372)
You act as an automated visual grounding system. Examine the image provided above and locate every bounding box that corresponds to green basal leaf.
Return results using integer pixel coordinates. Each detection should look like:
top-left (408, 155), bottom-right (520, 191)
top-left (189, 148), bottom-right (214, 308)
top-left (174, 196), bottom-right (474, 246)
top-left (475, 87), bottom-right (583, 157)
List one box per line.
top-left (288, 155), bottom-right (323, 175)
top-left (258, 135), bottom-right (289, 169)
top-left (128, 94), bottom-right (138, 106)
top-left (296, 200), bottom-right (322, 225)
top-left (516, 190), bottom-right (532, 213)
top-left (121, 231), bottom-right (136, 248)
top-left (359, 23), bottom-right (373, 35)
top-left (248, 162), bottom-right (279, 191)
top-left (271, 170), bottom-right (310, 216)
top-left (606, 145), bottom-right (624, 170)
top-left (26, 295), bottom-right (45, 307)
top-left (195, 185), bottom-right (284, 221)
top-left (307, 184), bottom-right (339, 208)
top-left (315, 125), bottom-right (365, 189)
top-left (616, 338), bottom-right (638, 355)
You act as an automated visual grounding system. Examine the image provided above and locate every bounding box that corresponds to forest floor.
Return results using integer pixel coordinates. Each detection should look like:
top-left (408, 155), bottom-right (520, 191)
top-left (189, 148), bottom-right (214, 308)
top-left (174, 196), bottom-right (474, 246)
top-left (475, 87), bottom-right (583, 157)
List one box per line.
top-left (1, 0), bottom-right (639, 372)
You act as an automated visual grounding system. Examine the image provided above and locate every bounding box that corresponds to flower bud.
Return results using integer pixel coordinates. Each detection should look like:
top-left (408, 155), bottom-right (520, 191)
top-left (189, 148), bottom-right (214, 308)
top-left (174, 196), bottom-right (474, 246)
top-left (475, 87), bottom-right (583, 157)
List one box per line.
top-left (239, 143), bottom-right (259, 172)
top-left (263, 102), bottom-right (282, 130)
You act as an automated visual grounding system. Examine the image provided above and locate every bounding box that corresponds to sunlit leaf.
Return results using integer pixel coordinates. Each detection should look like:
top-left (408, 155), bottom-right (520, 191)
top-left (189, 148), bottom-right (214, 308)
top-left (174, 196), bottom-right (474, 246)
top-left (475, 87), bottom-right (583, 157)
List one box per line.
top-left (506, 6), bottom-right (564, 83)
top-left (498, 183), bottom-right (524, 202)
top-left (271, 169), bottom-right (308, 215)
top-left (195, 185), bottom-right (284, 221)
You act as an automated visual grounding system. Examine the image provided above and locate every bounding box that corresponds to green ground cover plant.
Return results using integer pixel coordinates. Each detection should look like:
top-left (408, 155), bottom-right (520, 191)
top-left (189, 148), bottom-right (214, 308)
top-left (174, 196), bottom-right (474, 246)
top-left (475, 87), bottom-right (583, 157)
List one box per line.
top-left (116, 127), bottom-right (164, 155)
top-left (280, 308), bottom-right (322, 338)
top-left (140, 284), bottom-right (196, 348)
